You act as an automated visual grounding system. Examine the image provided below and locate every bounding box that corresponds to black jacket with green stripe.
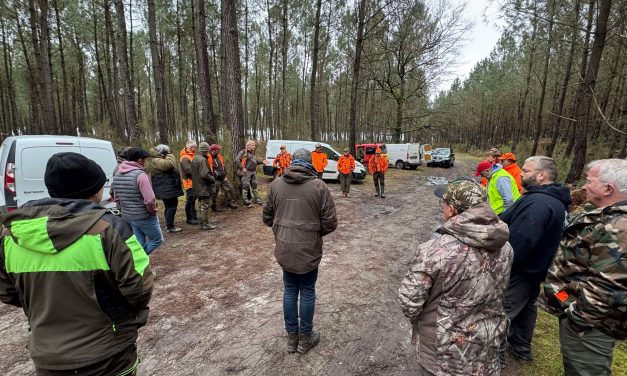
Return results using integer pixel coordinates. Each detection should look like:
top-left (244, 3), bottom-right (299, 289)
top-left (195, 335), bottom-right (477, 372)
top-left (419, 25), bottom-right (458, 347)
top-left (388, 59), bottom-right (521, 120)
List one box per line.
top-left (0, 198), bottom-right (154, 370)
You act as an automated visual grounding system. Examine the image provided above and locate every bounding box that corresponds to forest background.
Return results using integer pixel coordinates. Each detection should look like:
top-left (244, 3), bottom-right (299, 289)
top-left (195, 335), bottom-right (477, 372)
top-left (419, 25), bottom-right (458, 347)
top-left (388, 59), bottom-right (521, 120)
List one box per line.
top-left (0, 0), bottom-right (625, 184)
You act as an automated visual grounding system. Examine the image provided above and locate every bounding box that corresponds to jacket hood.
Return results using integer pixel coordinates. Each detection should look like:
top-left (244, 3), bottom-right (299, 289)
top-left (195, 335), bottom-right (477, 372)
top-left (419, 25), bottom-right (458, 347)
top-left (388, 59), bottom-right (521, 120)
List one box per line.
top-left (117, 160), bottom-right (145, 174)
top-left (282, 165), bottom-right (318, 184)
top-left (438, 201), bottom-right (510, 252)
top-left (524, 183), bottom-right (572, 207)
top-left (1, 198), bottom-right (106, 254)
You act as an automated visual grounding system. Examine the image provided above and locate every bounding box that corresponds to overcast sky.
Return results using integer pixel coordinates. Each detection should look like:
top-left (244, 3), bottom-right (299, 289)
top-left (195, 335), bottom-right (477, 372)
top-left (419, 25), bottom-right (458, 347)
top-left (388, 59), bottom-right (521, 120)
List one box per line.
top-left (436, 0), bottom-right (504, 94)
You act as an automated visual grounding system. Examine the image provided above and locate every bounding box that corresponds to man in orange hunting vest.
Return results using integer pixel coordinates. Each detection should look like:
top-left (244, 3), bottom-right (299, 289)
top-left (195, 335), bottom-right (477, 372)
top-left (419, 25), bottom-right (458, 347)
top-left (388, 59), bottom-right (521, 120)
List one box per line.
top-left (337, 148), bottom-right (355, 197)
top-left (207, 144), bottom-right (239, 211)
top-left (311, 143), bottom-right (328, 179)
top-left (179, 140), bottom-right (198, 224)
top-left (368, 147), bottom-right (388, 198)
top-left (273, 145), bottom-right (292, 177)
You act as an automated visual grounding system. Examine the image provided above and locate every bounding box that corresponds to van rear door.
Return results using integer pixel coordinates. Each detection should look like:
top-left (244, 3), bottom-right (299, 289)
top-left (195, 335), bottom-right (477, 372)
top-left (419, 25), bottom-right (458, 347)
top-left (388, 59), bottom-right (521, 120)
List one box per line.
top-left (421, 144), bottom-right (432, 163)
top-left (79, 143), bottom-right (117, 201)
top-left (17, 142), bottom-right (80, 206)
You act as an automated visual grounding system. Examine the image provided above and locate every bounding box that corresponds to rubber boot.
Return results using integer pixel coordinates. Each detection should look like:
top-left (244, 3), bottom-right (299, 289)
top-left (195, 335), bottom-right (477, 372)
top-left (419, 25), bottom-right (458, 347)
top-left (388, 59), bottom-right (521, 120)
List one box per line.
top-left (374, 185), bottom-right (380, 197)
top-left (380, 186), bottom-right (386, 198)
top-left (242, 189), bottom-right (252, 207)
top-left (252, 188), bottom-right (263, 205)
top-left (227, 200), bottom-right (239, 209)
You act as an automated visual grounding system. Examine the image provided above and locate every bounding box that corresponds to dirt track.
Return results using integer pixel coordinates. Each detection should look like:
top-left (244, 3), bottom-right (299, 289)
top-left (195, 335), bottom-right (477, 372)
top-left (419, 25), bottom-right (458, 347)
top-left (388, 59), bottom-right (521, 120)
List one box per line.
top-left (0, 160), bottom-right (526, 375)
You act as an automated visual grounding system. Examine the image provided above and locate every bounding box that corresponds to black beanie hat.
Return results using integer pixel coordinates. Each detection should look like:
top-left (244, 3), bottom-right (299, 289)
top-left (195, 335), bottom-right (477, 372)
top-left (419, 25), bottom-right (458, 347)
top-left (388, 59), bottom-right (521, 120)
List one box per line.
top-left (45, 152), bottom-right (107, 199)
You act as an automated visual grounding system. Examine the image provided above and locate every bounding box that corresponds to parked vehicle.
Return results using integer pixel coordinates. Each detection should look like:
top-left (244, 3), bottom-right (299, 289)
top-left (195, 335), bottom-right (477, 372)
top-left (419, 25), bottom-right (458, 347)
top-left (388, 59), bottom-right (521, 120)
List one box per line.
top-left (355, 143), bottom-right (432, 169)
top-left (0, 135), bottom-right (118, 214)
top-left (428, 148), bottom-right (455, 168)
top-left (264, 140), bottom-right (368, 180)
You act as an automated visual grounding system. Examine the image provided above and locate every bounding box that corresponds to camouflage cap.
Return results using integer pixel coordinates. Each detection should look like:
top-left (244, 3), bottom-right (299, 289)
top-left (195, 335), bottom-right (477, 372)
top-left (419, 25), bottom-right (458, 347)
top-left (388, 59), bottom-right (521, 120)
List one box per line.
top-left (434, 180), bottom-right (487, 212)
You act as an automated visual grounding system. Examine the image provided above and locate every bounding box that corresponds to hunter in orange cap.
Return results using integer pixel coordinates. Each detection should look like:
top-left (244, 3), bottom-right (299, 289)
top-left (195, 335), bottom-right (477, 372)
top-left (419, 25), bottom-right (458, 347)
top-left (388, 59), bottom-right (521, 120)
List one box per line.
top-left (501, 152), bottom-right (523, 193)
top-left (368, 147), bottom-right (388, 197)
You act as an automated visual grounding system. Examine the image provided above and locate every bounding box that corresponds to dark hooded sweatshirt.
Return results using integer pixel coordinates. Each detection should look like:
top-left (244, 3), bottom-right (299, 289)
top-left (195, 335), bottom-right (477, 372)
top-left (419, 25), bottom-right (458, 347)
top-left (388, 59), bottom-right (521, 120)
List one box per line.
top-left (500, 183), bottom-right (572, 283)
top-left (262, 164), bottom-right (338, 274)
top-left (0, 198), bottom-right (153, 370)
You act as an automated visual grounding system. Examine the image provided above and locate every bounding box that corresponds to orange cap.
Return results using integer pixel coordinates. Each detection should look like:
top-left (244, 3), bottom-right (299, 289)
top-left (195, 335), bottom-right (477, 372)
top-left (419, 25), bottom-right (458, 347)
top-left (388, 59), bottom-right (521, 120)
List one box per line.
top-left (500, 152), bottom-right (517, 162)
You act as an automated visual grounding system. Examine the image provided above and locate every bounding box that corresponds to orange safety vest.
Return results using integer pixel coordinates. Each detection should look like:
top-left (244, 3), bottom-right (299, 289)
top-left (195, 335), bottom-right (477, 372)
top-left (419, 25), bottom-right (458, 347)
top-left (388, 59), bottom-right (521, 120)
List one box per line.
top-left (503, 162), bottom-right (523, 193)
top-left (311, 151), bottom-right (328, 173)
top-left (337, 154), bottom-right (355, 175)
top-left (368, 154), bottom-right (388, 174)
top-left (273, 152), bottom-right (292, 176)
top-left (179, 148), bottom-right (195, 190)
top-left (207, 153), bottom-right (225, 173)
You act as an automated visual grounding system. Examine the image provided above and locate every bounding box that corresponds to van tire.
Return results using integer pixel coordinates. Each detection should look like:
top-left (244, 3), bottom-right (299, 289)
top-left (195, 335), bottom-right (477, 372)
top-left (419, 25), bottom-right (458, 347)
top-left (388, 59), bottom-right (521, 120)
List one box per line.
top-left (396, 160), bottom-right (405, 169)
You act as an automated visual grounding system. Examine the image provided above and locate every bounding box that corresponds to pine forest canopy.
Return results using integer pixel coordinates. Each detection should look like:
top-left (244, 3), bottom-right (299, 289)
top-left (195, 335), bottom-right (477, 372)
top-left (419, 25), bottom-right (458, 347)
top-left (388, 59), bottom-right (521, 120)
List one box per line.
top-left (0, 0), bottom-right (624, 183)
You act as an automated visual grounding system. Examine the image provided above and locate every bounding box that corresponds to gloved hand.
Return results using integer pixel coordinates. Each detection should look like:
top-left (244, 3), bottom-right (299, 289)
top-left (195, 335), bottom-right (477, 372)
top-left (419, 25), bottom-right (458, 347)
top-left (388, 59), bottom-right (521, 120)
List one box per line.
top-left (207, 174), bottom-right (216, 184)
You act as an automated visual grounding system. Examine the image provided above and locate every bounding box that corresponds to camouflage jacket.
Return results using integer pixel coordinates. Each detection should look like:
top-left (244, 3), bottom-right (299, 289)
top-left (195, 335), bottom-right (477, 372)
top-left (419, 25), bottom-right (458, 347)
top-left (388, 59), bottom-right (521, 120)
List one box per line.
top-left (399, 201), bottom-right (513, 376)
top-left (543, 200), bottom-right (627, 340)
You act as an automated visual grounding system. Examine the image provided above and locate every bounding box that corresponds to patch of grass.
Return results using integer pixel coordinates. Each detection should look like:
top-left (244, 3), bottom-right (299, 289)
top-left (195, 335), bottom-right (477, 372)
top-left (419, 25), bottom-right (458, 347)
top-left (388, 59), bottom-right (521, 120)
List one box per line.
top-left (520, 310), bottom-right (627, 376)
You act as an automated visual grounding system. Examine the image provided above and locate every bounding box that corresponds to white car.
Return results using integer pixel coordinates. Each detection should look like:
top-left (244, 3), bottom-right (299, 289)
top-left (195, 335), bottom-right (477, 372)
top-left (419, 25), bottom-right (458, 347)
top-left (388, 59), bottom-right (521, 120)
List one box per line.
top-left (264, 140), bottom-right (368, 180)
top-left (0, 135), bottom-right (118, 214)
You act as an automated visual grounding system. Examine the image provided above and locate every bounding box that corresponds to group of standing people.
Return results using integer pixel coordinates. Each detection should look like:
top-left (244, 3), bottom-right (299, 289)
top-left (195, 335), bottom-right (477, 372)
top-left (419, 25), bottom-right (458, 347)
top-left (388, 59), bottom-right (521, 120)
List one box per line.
top-left (400, 154), bottom-right (626, 375)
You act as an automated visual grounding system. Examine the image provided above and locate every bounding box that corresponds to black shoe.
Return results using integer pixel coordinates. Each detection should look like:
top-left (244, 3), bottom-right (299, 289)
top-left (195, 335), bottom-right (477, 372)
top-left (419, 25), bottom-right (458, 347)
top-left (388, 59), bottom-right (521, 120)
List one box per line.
top-left (509, 347), bottom-right (532, 362)
top-left (186, 219), bottom-right (199, 225)
top-left (297, 329), bottom-right (320, 355)
top-left (287, 332), bottom-right (299, 353)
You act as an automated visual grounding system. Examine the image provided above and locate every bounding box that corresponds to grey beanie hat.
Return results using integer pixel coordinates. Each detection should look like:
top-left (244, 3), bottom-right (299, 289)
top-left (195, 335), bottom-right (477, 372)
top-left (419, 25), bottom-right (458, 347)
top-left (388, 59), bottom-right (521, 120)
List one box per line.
top-left (198, 142), bottom-right (210, 153)
top-left (292, 148), bottom-right (312, 163)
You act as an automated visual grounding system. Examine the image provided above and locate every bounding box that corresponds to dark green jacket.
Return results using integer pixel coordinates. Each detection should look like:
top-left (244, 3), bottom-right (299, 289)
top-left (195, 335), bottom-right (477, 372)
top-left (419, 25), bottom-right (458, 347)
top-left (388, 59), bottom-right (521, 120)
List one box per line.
top-left (0, 198), bottom-right (154, 370)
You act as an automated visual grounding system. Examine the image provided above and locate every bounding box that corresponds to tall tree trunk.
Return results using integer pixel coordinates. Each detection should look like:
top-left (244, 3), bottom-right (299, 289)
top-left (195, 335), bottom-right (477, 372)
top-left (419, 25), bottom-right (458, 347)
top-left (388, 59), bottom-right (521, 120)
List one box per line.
top-left (33, 0), bottom-right (57, 133)
top-left (511, 0), bottom-right (538, 152)
top-left (221, 0), bottom-right (246, 166)
top-left (113, 0), bottom-right (140, 141)
top-left (1, 17), bottom-right (18, 134)
top-left (349, 0), bottom-right (367, 155)
top-left (566, 0), bottom-right (612, 183)
top-left (148, 0), bottom-right (168, 143)
top-left (281, 0), bottom-right (288, 135)
top-left (565, 0), bottom-right (595, 158)
top-left (530, 0), bottom-right (556, 155)
top-left (546, 0), bottom-right (580, 157)
top-left (265, 0), bottom-right (275, 139)
top-left (193, 0), bottom-right (218, 143)
top-left (53, 0), bottom-right (70, 134)
top-left (309, 0), bottom-right (322, 140)
top-left (104, 0), bottom-right (121, 133)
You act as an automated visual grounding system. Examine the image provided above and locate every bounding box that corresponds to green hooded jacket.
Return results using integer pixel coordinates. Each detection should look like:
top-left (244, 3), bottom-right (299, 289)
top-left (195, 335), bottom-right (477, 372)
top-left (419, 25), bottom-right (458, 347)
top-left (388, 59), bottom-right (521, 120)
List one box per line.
top-left (0, 198), bottom-right (154, 370)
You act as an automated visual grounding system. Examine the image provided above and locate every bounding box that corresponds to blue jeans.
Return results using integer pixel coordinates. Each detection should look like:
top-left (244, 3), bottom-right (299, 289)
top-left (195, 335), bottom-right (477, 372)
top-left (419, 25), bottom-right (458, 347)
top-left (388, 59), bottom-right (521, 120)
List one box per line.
top-left (283, 268), bottom-right (318, 335)
top-left (129, 215), bottom-right (163, 255)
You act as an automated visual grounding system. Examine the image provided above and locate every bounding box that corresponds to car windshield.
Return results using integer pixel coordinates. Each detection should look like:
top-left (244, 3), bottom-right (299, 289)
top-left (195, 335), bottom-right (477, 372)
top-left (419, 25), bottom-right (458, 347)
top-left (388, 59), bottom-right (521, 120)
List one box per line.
top-left (432, 148), bottom-right (450, 156)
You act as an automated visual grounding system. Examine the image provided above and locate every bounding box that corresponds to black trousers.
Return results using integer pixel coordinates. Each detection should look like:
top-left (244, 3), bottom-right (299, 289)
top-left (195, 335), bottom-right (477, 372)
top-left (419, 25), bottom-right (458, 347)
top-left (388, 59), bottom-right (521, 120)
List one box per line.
top-left (184, 188), bottom-right (197, 221)
top-left (162, 197), bottom-right (179, 229)
top-left (500, 273), bottom-right (540, 361)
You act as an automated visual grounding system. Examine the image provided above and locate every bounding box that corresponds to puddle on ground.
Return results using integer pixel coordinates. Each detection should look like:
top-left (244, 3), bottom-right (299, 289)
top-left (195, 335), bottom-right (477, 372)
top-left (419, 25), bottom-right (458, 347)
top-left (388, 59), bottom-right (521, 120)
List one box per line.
top-left (425, 176), bottom-right (449, 186)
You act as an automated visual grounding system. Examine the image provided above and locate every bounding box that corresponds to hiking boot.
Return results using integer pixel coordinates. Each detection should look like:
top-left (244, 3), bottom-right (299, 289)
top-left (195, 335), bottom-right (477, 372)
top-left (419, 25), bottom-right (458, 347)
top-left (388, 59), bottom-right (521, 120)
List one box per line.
top-left (227, 201), bottom-right (239, 209)
top-left (287, 332), bottom-right (299, 353)
top-left (186, 219), bottom-right (199, 225)
top-left (296, 329), bottom-right (320, 355)
top-left (200, 223), bottom-right (217, 231)
top-left (166, 227), bottom-right (183, 233)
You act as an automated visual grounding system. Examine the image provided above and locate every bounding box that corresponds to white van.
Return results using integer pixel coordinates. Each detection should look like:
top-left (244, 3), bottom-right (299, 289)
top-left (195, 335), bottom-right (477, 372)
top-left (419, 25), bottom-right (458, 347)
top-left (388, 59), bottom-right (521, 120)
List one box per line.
top-left (264, 140), bottom-right (368, 181)
top-left (0, 135), bottom-right (118, 213)
top-left (385, 143), bottom-right (432, 169)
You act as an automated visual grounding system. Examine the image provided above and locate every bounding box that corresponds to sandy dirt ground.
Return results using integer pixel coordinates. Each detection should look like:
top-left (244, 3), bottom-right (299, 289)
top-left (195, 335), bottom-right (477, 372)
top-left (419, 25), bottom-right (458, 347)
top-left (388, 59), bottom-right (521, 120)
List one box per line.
top-left (1, 160), bottom-right (526, 375)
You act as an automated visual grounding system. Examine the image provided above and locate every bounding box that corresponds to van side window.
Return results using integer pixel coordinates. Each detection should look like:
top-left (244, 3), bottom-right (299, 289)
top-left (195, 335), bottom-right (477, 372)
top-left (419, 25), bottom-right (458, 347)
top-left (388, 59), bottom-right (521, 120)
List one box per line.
top-left (356, 148), bottom-right (364, 159)
top-left (321, 146), bottom-right (338, 161)
top-left (365, 147), bottom-right (375, 155)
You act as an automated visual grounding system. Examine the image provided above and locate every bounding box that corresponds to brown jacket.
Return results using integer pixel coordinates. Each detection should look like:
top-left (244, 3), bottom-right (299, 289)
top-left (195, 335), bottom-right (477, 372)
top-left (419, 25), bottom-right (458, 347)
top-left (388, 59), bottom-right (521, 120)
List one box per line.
top-left (262, 164), bottom-right (337, 273)
top-left (191, 154), bottom-right (215, 198)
